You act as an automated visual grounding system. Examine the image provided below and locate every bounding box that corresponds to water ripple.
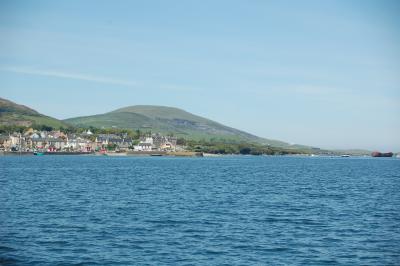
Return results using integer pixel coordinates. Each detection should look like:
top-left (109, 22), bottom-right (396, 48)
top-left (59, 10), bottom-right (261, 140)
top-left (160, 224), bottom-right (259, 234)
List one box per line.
top-left (1, 156), bottom-right (399, 265)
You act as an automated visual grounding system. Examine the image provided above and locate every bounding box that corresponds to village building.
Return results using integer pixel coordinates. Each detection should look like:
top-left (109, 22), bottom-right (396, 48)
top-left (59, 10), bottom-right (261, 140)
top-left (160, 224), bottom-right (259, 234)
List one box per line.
top-left (64, 136), bottom-right (95, 152)
top-left (134, 142), bottom-right (152, 151)
top-left (48, 130), bottom-right (67, 139)
top-left (134, 133), bottom-right (177, 151)
top-left (1, 130), bottom-right (180, 153)
top-left (31, 137), bottom-right (67, 151)
top-left (0, 135), bottom-right (12, 151)
top-left (151, 133), bottom-right (177, 151)
top-left (96, 134), bottom-right (132, 151)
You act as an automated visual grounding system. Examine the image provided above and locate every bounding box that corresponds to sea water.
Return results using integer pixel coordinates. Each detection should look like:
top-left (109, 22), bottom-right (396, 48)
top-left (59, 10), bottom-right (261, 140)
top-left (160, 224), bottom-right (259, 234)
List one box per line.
top-left (1, 156), bottom-right (399, 265)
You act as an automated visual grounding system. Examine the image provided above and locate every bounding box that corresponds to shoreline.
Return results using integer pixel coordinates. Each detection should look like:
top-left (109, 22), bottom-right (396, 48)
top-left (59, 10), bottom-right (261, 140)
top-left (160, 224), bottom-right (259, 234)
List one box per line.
top-left (1, 151), bottom-right (397, 158)
top-left (0, 151), bottom-right (204, 157)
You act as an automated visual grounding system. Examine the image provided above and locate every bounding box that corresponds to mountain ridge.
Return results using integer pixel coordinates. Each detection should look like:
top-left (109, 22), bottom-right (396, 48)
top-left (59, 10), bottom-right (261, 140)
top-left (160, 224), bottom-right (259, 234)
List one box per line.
top-left (65, 105), bottom-right (295, 147)
top-left (0, 97), bottom-right (315, 150)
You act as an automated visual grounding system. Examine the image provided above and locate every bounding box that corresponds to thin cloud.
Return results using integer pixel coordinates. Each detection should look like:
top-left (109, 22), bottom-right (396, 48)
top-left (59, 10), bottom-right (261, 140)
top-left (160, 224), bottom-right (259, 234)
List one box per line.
top-left (0, 66), bottom-right (138, 87)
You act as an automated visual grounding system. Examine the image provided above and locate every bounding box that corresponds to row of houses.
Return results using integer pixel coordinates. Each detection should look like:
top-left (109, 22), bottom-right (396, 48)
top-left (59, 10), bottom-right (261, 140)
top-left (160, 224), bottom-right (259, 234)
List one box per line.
top-left (0, 130), bottom-right (179, 152)
top-left (0, 132), bottom-right (97, 152)
top-left (134, 133), bottom-right (177, 151)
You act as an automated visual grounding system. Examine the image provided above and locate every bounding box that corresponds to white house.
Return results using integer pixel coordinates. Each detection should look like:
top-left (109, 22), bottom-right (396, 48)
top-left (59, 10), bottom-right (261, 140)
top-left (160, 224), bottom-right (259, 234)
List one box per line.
top-left (133, 142), bottom-right (153, 151)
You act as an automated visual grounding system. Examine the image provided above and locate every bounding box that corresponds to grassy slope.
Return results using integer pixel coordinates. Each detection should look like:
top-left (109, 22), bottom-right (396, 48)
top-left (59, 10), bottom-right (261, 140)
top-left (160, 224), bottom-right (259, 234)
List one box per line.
top-left (65, 105), bottom-right (295, 147)
top-left (0, 97), bottom-right (68, 128)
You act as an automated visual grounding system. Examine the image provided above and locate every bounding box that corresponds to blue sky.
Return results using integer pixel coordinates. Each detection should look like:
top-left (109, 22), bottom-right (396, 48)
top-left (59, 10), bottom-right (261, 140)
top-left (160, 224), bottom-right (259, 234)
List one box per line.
top-left (0, 0), bottom-right (399, 151)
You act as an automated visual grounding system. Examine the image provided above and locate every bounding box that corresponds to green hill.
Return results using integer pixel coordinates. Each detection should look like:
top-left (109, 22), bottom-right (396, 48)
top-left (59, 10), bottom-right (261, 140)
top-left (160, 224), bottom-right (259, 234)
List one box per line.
top-left (65, 105), bottom-right (297, 147)
top-left (0, 98), bottom-right (319, 151)
top-left (0, 97), bottom-right (67, 128)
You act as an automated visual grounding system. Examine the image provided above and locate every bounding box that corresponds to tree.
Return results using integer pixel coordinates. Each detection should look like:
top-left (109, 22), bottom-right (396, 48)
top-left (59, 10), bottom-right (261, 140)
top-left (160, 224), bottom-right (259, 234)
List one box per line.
top-left (106, 143), bottom-right (117, 151)
top-left (239, 147), bottom-right (251, 155)
top-left (176, 138), bottom-right (186, 145)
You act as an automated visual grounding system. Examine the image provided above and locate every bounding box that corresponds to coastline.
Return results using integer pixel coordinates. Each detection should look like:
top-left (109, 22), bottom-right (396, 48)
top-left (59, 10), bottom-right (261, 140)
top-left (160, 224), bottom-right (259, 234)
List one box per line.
top-left (0, 151), bottom-right (204, 157)
top-left (2, 151), bottom-right (398, 158)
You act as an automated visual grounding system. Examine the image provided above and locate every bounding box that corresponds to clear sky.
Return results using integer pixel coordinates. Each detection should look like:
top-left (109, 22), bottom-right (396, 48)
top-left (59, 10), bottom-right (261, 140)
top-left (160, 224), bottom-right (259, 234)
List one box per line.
top-left (0, 0), bottom-right (399, 151)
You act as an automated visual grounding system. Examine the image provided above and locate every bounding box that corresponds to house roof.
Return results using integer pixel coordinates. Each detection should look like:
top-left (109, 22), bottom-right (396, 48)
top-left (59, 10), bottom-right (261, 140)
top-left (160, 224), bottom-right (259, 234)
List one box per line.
top-left (138, 143), bottom-right (152, 146)
top-left (32, 138), bottom-right (65, 142)
top-left (0, 135), bottom-right (10, 140)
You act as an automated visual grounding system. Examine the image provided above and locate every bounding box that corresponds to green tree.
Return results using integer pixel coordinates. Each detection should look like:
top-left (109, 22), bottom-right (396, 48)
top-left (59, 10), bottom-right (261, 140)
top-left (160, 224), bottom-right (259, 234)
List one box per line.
top-left (239, 147), bottom-right (251, 155)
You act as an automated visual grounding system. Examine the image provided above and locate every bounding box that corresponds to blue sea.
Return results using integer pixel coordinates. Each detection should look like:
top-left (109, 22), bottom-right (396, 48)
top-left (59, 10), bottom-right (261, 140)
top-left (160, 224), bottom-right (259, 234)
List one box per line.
top-left (1, 156), bottom-right (399, 265)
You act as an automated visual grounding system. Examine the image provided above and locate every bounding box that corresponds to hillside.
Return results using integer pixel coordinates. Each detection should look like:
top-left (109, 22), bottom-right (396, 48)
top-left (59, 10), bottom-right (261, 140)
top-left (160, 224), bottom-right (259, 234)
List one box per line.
top-left (0, 97), bottom-right (68, 128)
top-left (0, 98), bottom-right (316, 150)
top-left (65, 105), bottom-right (295, 147)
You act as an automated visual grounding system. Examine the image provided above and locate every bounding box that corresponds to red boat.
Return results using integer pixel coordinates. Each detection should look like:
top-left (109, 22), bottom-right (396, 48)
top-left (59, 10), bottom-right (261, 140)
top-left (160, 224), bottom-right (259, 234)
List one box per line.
top-left (371, 151), bottom-right (393, 157)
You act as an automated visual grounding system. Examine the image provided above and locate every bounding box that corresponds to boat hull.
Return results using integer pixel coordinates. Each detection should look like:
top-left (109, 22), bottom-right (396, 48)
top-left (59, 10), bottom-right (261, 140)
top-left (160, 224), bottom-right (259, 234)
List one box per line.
top-left (371, 152), bottom-right (393, 157)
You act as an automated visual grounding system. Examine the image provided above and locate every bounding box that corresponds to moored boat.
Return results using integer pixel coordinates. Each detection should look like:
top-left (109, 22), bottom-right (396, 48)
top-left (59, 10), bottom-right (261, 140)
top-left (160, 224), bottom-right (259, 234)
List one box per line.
top-left (371, 151), bottom-right (393, 157)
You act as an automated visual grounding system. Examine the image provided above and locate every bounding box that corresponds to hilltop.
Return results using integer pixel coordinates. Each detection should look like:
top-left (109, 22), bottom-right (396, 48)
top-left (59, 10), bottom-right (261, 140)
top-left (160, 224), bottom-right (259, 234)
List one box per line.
top-left (0, 98), bottom-right (318, 151)
top-left (65, 105), bottom-right (300, 148)
top-left (0, 97), bottom-right (67, 128)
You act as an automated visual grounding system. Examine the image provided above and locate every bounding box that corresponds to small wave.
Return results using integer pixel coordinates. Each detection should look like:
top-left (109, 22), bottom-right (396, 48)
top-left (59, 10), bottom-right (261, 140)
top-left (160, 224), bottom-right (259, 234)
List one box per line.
top-left (0, 246), bottom-right (16, 252)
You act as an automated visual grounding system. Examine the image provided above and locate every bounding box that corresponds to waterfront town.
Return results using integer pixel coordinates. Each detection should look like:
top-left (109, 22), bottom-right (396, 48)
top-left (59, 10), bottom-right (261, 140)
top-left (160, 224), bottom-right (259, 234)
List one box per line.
top-left (0, 128), bottom-right (182, 155)
top-left (1, 127), bottom-right (396, 157)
